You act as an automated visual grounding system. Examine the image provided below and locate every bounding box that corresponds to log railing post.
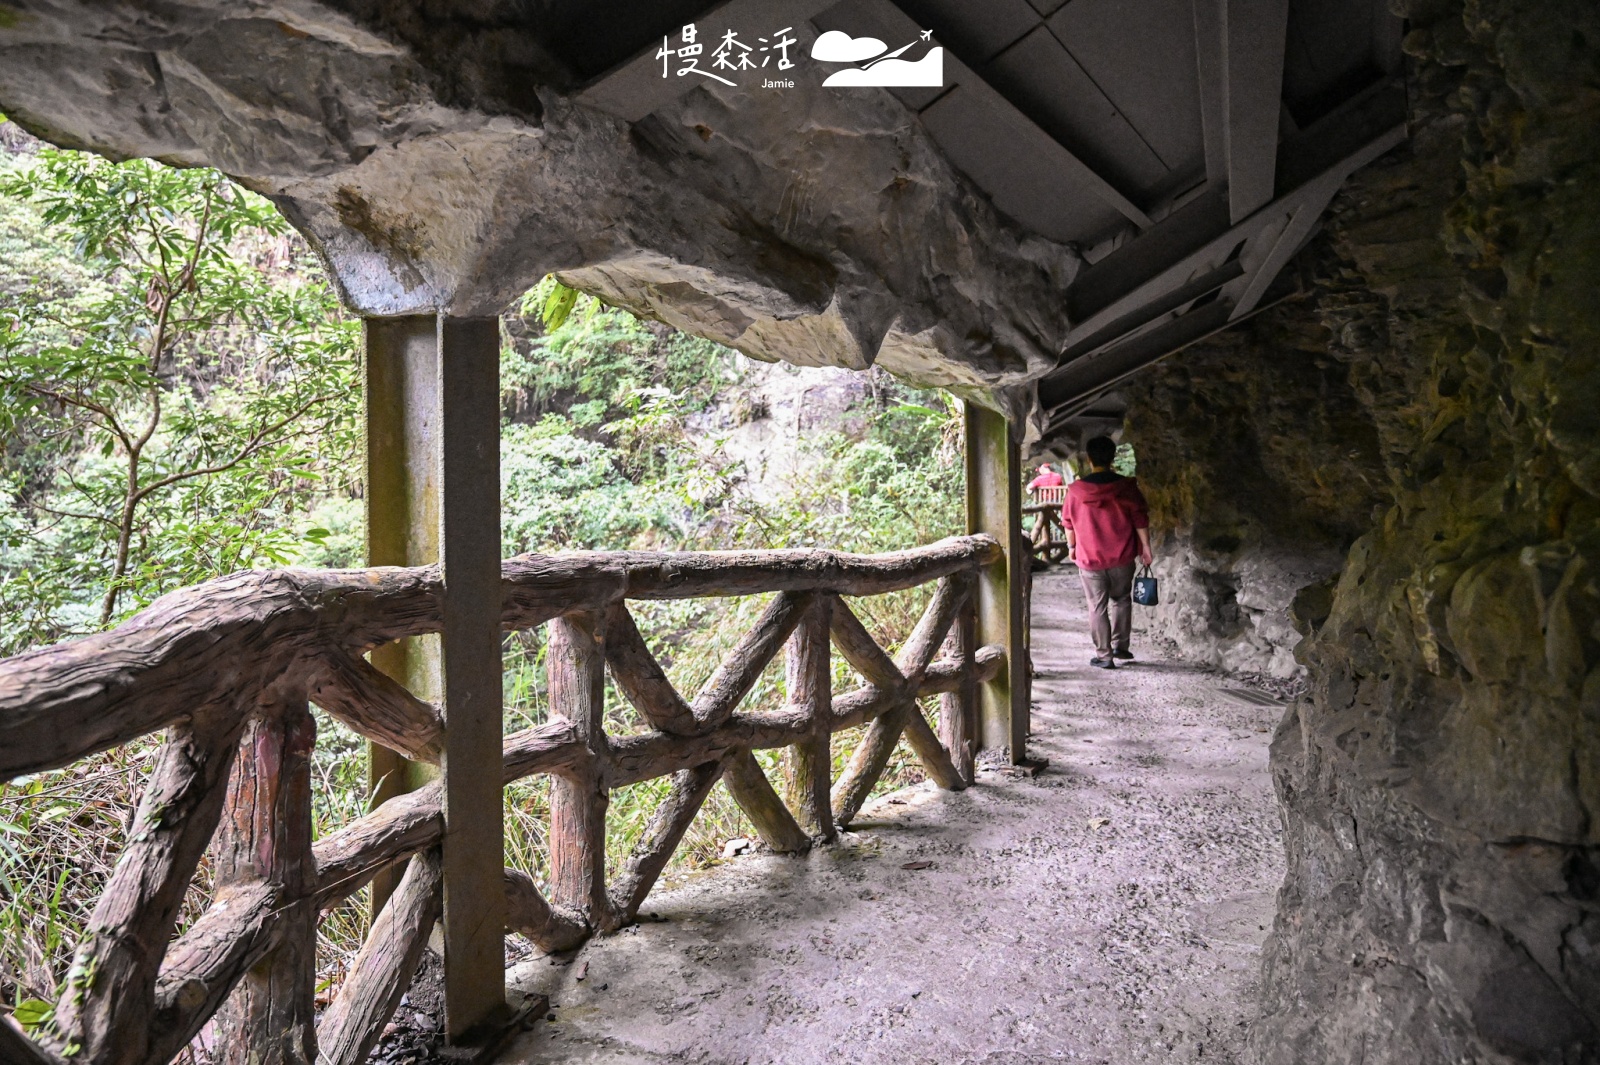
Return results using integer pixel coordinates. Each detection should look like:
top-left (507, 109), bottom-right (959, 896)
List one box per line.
top-left (722, 750), bottom-right (811, 853)
top-left (316, 850), bottom-right (443, 1065)
top-left (784, 595), bottom-right (835, 842)
top-left (213, 688), bottom-right (317, 1065)
top-left (939, 576), bottom-right (978, 785)
top-left (829, 578), bottom-right (966, 825)
top-left (547, 611), bottom-right (611, 925)
top-left (964, 402), bottom-right (1029, 762)
top-left (46, 718), bottom-right (245, 1064)
top-left (606, 757), bottom-right (727, 928)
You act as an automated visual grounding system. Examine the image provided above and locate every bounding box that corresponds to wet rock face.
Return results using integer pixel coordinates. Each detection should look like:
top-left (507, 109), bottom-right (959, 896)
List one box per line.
top-left (0, 2), bottom-right (1075, 408)
top-left (1127, 1), bottom-right (1600, 1060)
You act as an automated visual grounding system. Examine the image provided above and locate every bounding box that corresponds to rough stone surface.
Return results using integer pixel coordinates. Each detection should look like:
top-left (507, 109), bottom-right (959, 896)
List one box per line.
top-left (500, 570), bottom-right (1282, 1064)
top-left (1119, 307), bottom-right (1389, 677)
top-left (1117, 2), bottom-right (1600, 1059)
top-left (685, 359), bottom-right (880, 504)
top-left (0, 3), bottom-right (1077, 415)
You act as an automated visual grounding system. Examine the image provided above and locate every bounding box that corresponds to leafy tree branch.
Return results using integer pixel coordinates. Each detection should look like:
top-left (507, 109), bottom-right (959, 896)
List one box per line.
top-left (0, 148), bottom-right (360, 635)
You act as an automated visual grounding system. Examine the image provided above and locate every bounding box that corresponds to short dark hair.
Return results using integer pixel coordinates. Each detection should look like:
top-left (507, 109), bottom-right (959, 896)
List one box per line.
top-left (1085, 436), bottom-right (1117, 468)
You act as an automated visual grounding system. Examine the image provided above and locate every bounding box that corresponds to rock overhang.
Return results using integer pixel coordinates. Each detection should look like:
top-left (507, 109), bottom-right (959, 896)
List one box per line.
top-left (0, 2), bottom-right (1080, 430)
top-left (0, 0), bottom-right (1408, 445)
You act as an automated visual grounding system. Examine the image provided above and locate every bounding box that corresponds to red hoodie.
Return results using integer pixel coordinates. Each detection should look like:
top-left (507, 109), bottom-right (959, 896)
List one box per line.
top-left (1061, 473), bottom-right (1149, 570)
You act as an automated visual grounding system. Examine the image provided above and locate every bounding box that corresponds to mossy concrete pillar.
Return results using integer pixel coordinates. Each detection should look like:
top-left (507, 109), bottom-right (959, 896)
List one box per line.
top-left (364, 315), bottom-right (507, 1044)
top-left (964, 402), bottom-right (1029, 761)
top-left (365, 316), bottom-right (442, 885)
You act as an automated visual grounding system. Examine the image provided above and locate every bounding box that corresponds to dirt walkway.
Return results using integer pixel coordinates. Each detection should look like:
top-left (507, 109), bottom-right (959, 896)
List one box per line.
top-left (500, 570), bottom-right (1285, 1064)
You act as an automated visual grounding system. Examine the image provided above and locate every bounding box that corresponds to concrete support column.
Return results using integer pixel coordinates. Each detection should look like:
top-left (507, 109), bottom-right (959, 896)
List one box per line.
top-left (364, 315), bottom-right (506, 1043)
top-left (964, 402), bottom-right (1029, 762)
top-left (366, 317), bottom-right (442, 903)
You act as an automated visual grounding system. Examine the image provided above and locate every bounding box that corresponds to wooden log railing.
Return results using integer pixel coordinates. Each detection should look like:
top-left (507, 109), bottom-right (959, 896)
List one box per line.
top-left (0, 535), bottom-right (1003, 1065)
top-left (1030, 485), bottom-right (1067, 506)
top-left (1024, 490), bottom-right (1072, 565)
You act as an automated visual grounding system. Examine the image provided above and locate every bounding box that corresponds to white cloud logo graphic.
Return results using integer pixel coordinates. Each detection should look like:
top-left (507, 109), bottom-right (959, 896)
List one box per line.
top-left (811, 28), bottom-right (944, 88)
top-left (811, 30), bottom-right (888, 63)
top-left (821, 47), bottom-right (944, 87)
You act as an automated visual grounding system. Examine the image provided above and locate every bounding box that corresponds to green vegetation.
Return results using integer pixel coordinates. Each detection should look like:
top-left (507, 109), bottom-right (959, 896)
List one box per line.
top-left (0, 143), bottom-right (360, 647)
top-left (1114, 441), bottom-right (1137, 477)
top-left (0, 128), bottom-right (963, 1016)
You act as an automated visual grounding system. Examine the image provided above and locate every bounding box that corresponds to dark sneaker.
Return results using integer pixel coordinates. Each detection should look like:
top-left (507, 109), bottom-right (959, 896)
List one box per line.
top-left (1089, 656), bottom-right (1117, 669)
top-left (1112, 649), bottom-right (1135, 660)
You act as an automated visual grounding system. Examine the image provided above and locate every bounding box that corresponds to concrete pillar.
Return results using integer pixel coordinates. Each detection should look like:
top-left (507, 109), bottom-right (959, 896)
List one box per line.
top-left (964, 402), bottom-right (1029, 762)
top-left (365, 317), bottom-right (442, 903)
top-left (364, 315), bottom-right (507, 1043)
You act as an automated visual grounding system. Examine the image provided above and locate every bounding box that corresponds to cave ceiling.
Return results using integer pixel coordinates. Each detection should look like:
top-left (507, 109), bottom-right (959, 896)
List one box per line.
top-left (0, 0), bottom-right (1407, 442)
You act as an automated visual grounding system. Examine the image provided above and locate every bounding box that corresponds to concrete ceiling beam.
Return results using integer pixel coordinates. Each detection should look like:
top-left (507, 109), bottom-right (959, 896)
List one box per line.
top-left (1055, 78), bottom-right (1406, 360)
top-left (1221, 0), bottom-right (1291, 224)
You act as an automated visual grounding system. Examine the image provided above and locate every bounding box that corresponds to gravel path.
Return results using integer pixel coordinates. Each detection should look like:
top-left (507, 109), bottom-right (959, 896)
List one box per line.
top-left (499, 569), bottom-right (1286, 1064)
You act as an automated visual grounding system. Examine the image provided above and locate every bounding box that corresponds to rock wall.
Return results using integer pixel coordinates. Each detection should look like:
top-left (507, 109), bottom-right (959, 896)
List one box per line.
top-left (1128, 1), bottom-right (1600, 1058)
top-left (1121, 307), bottom-right (1389, 678)
top-left (684, 359), bottom-right (881, 504)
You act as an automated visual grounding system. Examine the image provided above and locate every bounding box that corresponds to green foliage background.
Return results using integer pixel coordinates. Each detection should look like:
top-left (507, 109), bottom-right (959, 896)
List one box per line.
top-left (0, 141), bottom-right (362, 647)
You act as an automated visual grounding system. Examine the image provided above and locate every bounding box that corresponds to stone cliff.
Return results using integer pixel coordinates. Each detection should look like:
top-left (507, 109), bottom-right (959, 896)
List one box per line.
top-left (1119, 1), bottom-right (1600, 1058)
top-left (1120, 305), bottom-right (1388, 678)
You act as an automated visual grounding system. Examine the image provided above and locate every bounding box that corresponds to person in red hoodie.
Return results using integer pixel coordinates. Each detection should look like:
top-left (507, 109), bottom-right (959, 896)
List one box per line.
top-left (1025, 462), bottom-right (1066, 551)
top-left (1061, 436), bottom-right (1152, 669)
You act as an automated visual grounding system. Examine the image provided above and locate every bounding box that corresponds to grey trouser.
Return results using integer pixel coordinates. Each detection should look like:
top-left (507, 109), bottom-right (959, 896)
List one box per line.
top-left (1079, 562), bottom-right (1135, 658)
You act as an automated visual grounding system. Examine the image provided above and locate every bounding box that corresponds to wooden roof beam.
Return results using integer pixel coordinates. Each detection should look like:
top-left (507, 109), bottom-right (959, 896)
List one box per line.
top-left (937, 51), bottom-right (1153, 231)
top-left (1040, 269), bottom-right (1305, 427)
top-left (1041, 297), bottom-right (1236, 414)
top-left (1058, 259), bottom-right (1244, 365)
top-left (1227, 80), bottom-right (1408, 318)
top-left (1192, 0), bottom-right (1229, 187)
top-left (1038, 92), bottom-right (1406, 422)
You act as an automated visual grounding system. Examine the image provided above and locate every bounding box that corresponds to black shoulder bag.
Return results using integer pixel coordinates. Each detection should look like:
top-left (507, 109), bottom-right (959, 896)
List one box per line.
top-left (1132, 565), bottom-right (1159, 606)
